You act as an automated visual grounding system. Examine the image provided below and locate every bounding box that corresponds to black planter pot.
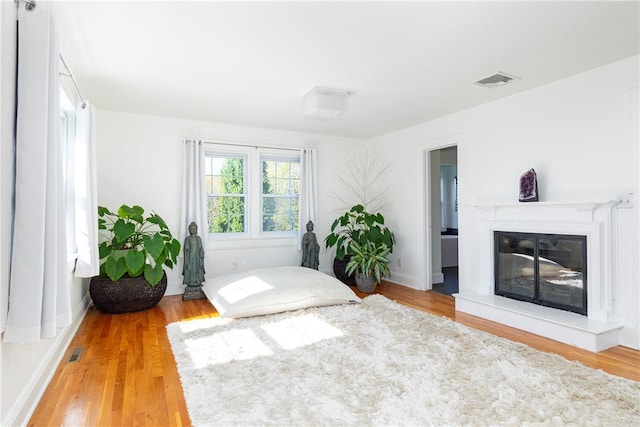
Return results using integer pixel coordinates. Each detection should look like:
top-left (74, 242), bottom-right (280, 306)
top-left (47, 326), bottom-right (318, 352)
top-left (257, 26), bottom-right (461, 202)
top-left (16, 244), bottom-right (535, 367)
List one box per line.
top-left (89, 273), bottom-right (167, 314)
top-left (333, 255), bottom-right (356, 285)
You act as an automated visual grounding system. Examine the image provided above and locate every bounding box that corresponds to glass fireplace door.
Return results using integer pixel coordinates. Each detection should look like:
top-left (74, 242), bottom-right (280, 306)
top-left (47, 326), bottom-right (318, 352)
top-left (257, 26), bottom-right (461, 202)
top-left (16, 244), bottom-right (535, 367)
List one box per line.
top-left (494, 231), bottom-right (587, 316)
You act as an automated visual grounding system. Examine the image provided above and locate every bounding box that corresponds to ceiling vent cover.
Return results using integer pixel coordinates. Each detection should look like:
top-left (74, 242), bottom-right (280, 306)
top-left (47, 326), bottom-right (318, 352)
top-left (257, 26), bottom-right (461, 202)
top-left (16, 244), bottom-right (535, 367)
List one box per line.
top-left (475, 72), bottom-right (520, 88)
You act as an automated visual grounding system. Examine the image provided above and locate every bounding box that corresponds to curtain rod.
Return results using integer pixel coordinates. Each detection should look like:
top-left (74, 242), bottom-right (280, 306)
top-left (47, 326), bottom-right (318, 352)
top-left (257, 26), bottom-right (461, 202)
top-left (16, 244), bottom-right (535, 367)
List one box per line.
top-left (15, 0), bottom-right (36, 11)
top-left (194, 140), bottom-right (301, 153)
top-left (17, 0), bottom-right (87, 109)
top-left (59, 54), bottom-right (87, 109)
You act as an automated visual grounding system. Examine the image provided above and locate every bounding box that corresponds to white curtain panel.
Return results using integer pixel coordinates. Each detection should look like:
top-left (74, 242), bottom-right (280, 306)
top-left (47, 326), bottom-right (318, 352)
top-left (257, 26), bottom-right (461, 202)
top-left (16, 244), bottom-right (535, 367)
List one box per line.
top-left (4, 3), bottom-right (72, 343)
top-left (298, 148), bottom-right (318, 250)
top-left (180, 140), bottom-right (208, 254)
top-left (73, 103), bottom-right (99, 278)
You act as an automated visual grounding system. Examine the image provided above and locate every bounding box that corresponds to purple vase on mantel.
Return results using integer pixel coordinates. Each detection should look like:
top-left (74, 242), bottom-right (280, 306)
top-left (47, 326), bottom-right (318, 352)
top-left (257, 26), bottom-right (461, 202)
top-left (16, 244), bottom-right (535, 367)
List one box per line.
top-left (519, 168), bottom-right (539, 202)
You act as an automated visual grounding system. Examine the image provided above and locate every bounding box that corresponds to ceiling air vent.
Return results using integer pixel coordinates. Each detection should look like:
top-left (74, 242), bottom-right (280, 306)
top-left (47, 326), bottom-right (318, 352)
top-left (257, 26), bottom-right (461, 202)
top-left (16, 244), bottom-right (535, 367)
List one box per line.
top-left (475, 72), bottom-right (520, 88)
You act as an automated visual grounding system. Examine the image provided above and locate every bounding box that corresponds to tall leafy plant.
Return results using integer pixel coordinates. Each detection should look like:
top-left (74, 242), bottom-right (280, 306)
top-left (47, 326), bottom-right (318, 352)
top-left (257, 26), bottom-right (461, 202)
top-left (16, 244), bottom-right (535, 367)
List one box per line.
top-left (345, 241), bottom-right (391, 284)
top-left (98, 204), bottom-right (181, 286)
top-left (324, 204), bottom-right (395, 260)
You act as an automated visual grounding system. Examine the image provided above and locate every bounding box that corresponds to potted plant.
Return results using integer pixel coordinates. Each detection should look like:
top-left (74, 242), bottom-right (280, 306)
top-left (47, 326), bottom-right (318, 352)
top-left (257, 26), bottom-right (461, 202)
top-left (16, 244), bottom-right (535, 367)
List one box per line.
top-left (90, 204), bottom-right (181, 313)
top-left (324, 204), bottom-right (395, 284)
top-left (345, 241), bottom-right (391, 293)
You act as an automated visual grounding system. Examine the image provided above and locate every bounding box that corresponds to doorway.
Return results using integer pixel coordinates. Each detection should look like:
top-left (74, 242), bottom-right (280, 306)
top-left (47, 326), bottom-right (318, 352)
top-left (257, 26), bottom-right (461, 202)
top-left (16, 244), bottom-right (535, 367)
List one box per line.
top-left (428, 146), bottom-right (458, 295)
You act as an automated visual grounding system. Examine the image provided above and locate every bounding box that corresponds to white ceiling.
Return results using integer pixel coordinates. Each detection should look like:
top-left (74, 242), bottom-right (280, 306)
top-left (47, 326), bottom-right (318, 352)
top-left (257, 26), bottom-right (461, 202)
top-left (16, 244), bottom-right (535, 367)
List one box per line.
top-left (53, 1), bottom-right (639, 139)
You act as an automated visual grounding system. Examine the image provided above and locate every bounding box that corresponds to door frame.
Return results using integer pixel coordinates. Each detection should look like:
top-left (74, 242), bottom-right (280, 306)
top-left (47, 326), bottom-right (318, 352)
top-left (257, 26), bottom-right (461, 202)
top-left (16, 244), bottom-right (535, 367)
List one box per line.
top-left (420, 136), bottom-right (460, 291)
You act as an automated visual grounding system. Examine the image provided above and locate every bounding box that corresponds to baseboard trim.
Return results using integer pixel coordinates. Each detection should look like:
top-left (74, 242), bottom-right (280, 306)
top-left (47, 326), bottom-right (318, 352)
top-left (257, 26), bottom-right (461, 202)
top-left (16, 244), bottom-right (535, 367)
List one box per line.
top-left (432, 272), bottom-right (444, 285)
top-left (385, 271), bottom-right (423, 291)
top-left (5, 292), bottom-right (91, 427)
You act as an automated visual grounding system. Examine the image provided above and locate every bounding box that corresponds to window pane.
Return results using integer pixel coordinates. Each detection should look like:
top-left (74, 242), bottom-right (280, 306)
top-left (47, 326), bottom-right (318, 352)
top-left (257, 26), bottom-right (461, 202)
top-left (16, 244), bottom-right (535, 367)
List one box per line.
top-left (278, 175), bottom-right (285, 192)
top-left (205, 155), bottom-right (244, 195)
top-left (262, 195), bottom-right (299, 232)
top-left (262, 158), bottom-right (300, 232)
top-left (206, 153), bottom-right (246, 234)
top-left (290, 178), bottom-right (299, 195)
top-left (289, 162), bottom-right (300, 177)
top-left (208, 195), bottom-right (245, 233)
top-left (262, 159), bottom-right (299, 196)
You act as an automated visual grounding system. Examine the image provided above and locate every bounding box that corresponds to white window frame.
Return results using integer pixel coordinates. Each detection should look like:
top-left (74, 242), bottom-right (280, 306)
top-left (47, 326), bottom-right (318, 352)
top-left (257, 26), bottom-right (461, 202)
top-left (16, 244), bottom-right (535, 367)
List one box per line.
top-left (205, 144), bottom-right (301, 242)
top-left (205, 150), bottom-right (249, 239)
top-left (260, 153), bottom-right (300, 236)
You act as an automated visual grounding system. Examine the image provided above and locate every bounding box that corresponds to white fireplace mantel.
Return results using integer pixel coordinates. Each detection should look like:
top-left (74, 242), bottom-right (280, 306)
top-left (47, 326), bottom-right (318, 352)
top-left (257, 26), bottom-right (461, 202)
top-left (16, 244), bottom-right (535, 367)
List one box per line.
top-left (472, 200), bottom-right (617, 208)
top-left (471, 199), bottom-right (619, 221)
top-left (454, 199), bottom-right (623, 352)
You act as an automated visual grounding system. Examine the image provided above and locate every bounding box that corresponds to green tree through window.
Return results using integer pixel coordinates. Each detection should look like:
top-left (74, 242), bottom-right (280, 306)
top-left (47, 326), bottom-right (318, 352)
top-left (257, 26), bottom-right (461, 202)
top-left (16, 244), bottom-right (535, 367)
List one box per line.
top-left (262, 158), bottom-right (299, 232)
top-left (262, 161), bottom-right (276, 232)
top-left (207, 156), bottom-right (245, 233)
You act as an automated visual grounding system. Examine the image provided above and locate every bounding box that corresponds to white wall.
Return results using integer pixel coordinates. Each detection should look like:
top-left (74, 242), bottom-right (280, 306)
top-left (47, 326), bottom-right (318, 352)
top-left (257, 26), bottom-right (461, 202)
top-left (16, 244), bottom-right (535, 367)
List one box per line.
top-left (96, 110), bottom-right (366, 295)
top-left (374, 56), bottom-right (640, 348)
top-left (1, 3), bottom-right (91, 425)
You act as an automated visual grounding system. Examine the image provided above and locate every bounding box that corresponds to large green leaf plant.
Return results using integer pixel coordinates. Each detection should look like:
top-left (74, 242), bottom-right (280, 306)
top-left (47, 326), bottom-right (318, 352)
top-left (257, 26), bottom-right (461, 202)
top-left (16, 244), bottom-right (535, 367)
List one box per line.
top-left (324, 204), bottom-right (395, 260)
top-left (97, 204), bottom-right (181, 286)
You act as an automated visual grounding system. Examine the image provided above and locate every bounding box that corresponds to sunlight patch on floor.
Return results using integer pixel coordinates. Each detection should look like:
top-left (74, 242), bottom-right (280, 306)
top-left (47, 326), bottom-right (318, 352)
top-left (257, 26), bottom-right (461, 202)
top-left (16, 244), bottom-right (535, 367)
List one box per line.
top-left (178, 316), bottom-right (231, 333)
top-left (262, 314), bottom-right (344, 350)
top-left (179, 312), bottom-right (345, 367)
top-left (185, 328), bottom-right (273, 368)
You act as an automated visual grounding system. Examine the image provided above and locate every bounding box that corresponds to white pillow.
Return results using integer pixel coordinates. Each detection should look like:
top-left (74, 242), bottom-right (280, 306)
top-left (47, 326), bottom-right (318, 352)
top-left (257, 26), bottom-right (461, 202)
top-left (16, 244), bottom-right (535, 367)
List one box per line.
top-left (203, 266), bottom-right (361, 318)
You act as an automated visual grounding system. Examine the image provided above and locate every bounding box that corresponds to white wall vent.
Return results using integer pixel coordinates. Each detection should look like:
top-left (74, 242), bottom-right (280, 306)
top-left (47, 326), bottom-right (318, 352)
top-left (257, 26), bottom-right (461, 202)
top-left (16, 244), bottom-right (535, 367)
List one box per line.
top-left (475, 72), bottom-right (520, 88)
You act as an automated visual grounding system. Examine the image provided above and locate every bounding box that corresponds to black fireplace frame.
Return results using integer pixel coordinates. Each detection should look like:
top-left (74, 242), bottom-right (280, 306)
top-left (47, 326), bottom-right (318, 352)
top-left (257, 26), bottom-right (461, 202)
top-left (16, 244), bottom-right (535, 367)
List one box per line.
top-left (494, 231), bottom-right (588, 316)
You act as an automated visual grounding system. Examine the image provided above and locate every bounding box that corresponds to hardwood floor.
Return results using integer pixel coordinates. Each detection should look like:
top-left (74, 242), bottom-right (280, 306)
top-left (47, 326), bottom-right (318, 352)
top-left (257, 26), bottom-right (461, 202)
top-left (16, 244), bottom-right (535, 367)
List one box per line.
top-left (29, 281), bottom-right (640, 426)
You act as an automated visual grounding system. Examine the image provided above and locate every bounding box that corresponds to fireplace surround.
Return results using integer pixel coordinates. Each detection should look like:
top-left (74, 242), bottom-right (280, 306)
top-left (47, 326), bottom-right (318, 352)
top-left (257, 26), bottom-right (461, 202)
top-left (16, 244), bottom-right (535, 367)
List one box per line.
top-left (454, 200), bottom-right (623, 352)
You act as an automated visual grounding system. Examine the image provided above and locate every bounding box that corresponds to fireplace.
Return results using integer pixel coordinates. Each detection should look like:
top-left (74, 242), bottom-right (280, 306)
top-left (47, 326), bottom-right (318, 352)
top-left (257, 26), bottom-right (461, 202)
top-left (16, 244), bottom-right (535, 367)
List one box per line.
top-left (494, 231), bottom-right (587, 315)
top-left (454, 200), bottom-right (622, 352)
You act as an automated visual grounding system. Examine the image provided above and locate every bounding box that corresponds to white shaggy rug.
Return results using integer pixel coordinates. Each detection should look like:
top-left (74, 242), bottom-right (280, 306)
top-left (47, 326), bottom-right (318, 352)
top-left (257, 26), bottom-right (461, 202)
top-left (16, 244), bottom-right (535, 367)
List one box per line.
top-left (166, 295), bottom-right (640, 426)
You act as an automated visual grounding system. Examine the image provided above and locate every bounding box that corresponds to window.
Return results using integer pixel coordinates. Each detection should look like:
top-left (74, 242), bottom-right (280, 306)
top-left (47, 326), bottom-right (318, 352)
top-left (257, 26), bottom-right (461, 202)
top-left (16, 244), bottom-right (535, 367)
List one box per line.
top-left (205, 147), bottom-right (300, 239)
top-left (262, 157), bottom-right (300, 232)
top-left (205, 154), bottom-right (246, 234)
